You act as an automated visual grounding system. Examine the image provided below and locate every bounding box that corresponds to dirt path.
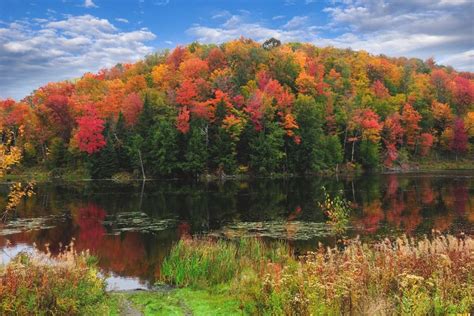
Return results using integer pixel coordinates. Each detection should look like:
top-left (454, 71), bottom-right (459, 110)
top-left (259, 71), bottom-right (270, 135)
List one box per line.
top-left (119, 297), bottom-right (143, 316)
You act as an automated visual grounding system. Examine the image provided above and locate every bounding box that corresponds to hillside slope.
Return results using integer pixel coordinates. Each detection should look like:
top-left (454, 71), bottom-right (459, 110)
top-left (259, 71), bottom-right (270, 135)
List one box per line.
top-left (1, 38), bottom-right (473, 178)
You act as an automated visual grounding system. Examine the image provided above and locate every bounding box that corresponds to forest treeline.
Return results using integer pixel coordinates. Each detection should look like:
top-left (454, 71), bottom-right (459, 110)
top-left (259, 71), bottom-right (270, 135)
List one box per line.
top-left (1, 38), bottom-right (473, 179)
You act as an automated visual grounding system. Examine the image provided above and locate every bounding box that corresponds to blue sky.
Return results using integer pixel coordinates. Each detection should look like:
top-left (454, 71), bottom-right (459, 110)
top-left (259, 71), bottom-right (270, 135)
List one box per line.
top-left (1, 0), bottom-right (473, 100)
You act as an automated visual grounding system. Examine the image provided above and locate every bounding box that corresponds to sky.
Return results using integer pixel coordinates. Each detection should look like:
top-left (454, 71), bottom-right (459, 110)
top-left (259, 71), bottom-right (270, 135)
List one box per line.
top-left (1, 0), bottom-right (473, 100)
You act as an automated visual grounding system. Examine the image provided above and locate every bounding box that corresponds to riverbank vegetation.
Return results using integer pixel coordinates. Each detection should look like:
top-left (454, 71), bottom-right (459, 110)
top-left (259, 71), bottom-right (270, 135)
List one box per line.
top-left (152, 234), bottom-right (474, 315)
top-left (1, 233), bottom-right (473, 315)
top-left (0, 245), bottom-right (109, 315)
top-left (1, 39), bottom-right (473, 180)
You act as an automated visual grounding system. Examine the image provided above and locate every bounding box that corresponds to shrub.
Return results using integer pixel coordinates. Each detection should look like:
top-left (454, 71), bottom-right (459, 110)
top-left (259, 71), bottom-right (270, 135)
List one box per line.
top-left (0, 245), bottom-right (108, 315)
top-left (161, 234), bottom-right (474, 315)
top-left (318, 187), bottom-right (351, 235)
top-left (254, 234), bottom-right (474, 315)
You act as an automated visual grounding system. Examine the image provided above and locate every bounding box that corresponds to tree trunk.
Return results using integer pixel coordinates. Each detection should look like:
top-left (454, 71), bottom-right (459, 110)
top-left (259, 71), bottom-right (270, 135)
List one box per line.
top-left (138, 149), bottom-right (146, 180)
top-left (351, 141), bottom-right (356, 162)
top-left (343, 127), bottom-right (348, 160)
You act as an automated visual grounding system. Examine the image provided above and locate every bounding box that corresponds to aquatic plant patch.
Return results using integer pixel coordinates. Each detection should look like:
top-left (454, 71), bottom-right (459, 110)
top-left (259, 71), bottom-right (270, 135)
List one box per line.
top-left (0, 214), bottom-right (68, 236)
top-left (209, 220), bottom-right (333, 240)
top-left (102, 212), bottom-right (177, 234)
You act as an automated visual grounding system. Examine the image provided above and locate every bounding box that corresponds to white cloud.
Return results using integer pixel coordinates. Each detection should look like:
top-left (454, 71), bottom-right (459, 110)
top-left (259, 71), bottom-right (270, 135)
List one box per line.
top-left (212, 10), bottom-right (230, 19)
top-left (115, 18), bottom-right (129, 23)
top-left (154, 0), bottom-right (170, 6)
top-left (438, 49), bottom-right (474, 70)
top-left (187, 1), bottom-right (473, 71)
top-left (272, 15), bottom-right (285, 20)
top-left (84, 0), bottom-right (98, 8)
top-left (0, 15), bottom-right (156, 100)
top-left (187, 14), bottom-right (318, 44)
top-left (319, 0), bottom-right (473, 70)
top-left (283, 16), bottom-right (309, 30)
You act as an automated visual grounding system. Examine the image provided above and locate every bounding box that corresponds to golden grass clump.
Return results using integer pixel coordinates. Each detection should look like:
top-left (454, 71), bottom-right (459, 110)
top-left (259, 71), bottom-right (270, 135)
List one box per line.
top-left (0, 242), bottom-right (108, 315)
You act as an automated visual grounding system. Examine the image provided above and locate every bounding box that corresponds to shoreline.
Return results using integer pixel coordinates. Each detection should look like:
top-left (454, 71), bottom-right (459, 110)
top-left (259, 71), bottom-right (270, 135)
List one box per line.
top-left (2, 160), bottom-right (474, 184)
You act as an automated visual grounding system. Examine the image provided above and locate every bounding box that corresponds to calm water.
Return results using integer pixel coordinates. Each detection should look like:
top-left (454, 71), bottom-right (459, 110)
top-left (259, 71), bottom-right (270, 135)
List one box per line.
top-left (1, 171), bottom-right (473, 290)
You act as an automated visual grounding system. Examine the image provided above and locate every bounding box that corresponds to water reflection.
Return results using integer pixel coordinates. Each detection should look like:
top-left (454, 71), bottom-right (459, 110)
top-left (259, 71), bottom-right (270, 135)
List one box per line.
top-left (0, 171), bottom-right (473, 289)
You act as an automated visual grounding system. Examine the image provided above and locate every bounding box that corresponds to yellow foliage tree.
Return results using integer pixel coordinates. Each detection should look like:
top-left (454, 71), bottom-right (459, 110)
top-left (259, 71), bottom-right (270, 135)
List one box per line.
top-left (0, 130), bottom-right (35, 217)
top-left (465, 111), bottom-right (474, 137)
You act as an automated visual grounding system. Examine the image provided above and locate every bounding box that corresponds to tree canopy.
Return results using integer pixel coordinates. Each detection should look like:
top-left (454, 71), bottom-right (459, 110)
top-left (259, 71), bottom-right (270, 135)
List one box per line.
top-left (1, 38), bottom-right (473, 178)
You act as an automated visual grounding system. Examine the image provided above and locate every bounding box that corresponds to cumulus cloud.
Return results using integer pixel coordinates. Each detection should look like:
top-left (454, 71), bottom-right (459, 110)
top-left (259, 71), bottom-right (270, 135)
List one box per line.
top-left (187, 0), bottom-right (473, 71)
top-left (283, 16), bottom-right (309, 30)
top-left (187, 14), bottom-right (317, 44)
top-left (84, 0), bottom-right (98, 8)
top-left (0, 15), bottom-right (156, 99)
top-left (321, 0), bottom-right (473, 70)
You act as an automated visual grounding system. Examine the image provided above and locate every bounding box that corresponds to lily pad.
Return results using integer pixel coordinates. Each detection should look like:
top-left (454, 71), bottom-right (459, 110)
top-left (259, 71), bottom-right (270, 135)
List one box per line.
top-left (102, 212), bottom-right (177, 234)
top-left (209, 220), bottom-right (333, 240)
top-left (0, 214), bottom-right (67, 236)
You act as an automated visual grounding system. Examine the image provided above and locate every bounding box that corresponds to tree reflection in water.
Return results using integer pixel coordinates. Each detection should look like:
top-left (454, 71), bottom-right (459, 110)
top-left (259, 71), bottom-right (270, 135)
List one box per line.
top-left (0, 171), bottom-right (472, 288)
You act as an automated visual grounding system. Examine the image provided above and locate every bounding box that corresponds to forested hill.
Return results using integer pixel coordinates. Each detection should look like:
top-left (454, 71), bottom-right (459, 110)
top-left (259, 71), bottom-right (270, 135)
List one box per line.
top-left (1, 38), bottom-right (473, 179)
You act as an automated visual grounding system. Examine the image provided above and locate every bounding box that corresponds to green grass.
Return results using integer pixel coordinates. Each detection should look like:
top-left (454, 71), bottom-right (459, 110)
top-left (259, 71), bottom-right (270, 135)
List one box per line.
top-left (2, 165), bottom-right (91, 182)
top-left (160, 238), bottom-right (291, 288)
top-left (157, 235), bottom-right (474, 315)
top-left (416, 158), bottom-right (474, 171)
top-left (112, 288), bottom-right (242, 316)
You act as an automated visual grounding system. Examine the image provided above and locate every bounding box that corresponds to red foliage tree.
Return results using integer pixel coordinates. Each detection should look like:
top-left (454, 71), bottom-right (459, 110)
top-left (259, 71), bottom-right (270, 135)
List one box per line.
top-left (245, 90), bottom-right (265, 131)
top-left (419, 133), bottom-right (434, 156)
top-left (176, 80), bottom-right (198, 106)
top-left (176, 106), bottom-right (190, 134)
top-left (453, 76), bottom-right (474, 114)
top-left (167, 46), bottom-right (188, 69)
top-left (450, 118), bottom-right (468, 155)
top-left (75, 105), bottom-right (106, 154)
top-left (383, 113), bottom-right (404, 167)
top-left (206, 47), bottom-right (226, 71)
top-left (122, 93), bottom-right (143, 126)
top-left (401, 103), bottom-right (421, 149)
top-left (179, 57), bottom-right (209, 79)
top-left (372, 80), bottom-right (390, 99)
top-left (0, 99), bottom-right (29, 128)
top-left (43, 94), bottom-right (75, 140)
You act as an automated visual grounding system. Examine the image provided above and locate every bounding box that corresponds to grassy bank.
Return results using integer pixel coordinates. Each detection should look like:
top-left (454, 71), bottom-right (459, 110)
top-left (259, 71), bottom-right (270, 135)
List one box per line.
top-left (1, 166), bottom-right (91, 182)
top-left (0, 246), bottom-right (110, 315)
top-left (416, 158), bottom-right (474, 171)
top-left (143, 235), bottom-right (473, 315)
top-left (2, 234), bottom-right (473, 315)
top-left (3, 159), bottom-right (473, 183)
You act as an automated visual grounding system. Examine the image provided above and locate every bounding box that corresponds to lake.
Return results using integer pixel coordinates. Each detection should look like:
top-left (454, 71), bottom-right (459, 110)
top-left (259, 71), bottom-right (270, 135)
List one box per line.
top-left (1, 171), bottom-right (473, 290)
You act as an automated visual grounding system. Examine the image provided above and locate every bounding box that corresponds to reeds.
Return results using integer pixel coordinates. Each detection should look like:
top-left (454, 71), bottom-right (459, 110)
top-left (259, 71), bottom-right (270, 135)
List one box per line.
top-left (161, 234), bottom-right (474, 315)
top-left (160, 237), bottom-right (291, 288)
top-left (0, 243), bottom-right (107, 315)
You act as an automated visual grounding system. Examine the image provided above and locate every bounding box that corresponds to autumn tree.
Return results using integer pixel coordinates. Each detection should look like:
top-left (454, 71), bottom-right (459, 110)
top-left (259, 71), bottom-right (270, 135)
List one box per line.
top-left (74, 105), bottom-right (106, 154)
top-left (401, 103), bottom-right (421, 150)
top-left (450, 118), bottom-right (468, 158)
top-left (383, 113), bottom-right (404, 167)
top-left (3, 39), bottom-right (473, 178)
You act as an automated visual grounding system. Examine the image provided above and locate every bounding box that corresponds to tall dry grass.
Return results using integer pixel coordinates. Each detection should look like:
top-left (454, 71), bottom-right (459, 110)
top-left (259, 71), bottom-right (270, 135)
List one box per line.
top-left (161, 234), bottom-right (474, 315)
top-left (0, 242), bottom-right (108, 315)
top-left (257, 234), bottom-right (474, 315)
